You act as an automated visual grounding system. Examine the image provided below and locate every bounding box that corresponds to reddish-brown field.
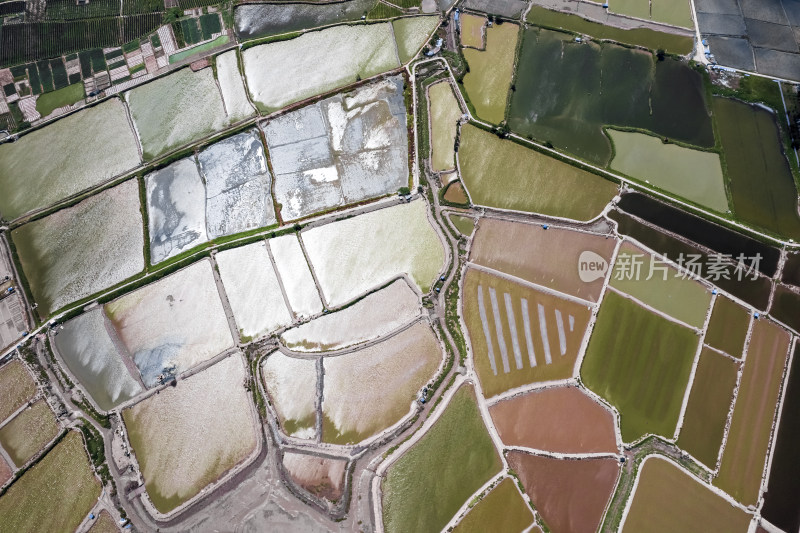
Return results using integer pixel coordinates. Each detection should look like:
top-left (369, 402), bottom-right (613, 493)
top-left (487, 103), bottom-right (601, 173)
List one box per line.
top-left (470, 218), bottom-right (615, 302)
top-left (507, 451), bottom-right (619, 533)
top-left (282, 451), bottom-right (347, 501)
top-left (489, 386), bottom-right (617, 453)
top-left (444, 181), bottom-right (469, 205)
top-left (715, 319), bottom-right (791, 506)
top-left (463, 267), bottom-right (593, 398)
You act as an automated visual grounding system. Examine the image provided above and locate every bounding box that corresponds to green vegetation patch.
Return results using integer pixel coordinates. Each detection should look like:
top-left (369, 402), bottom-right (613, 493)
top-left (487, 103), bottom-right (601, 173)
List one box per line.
top-left (0, 360), bottom-right (37, 424)
top-left (199, 13), bottom-right (222, 40)
top-left (622, 456), bottom-right (751, 533)
top-left (713, 97), bottom-right (800, 240)
top-left (454, 477), bottom-right (533, 533)
top-left (581, 291), bottom-right (698, 442)
top-left (462, 22), bottom-right (518, 124)
top-left (508, 28), bottom-right (713, 165)
top-left (676, 348), bottom-right (739, 469)
top-left (34, 83), bottom-right (85, 118)
top-left (169, 35), bottom-right (229, 63)
top-left (608, 130), bottom-right (728, 212)
top-left (0, 400), bottom-right (59, 467)
top-left (459, 124), bottom-right (617, 220)
top-left (0, 431), bottom-right (101, 533)
top-left (610, 242), bottom-right (712, 328)
top-left (382, 385), bottom-right (502, 533)
top-left (526, 6), bottom-right (693, 55)
top-left (449, 214), bottom-right (475, 236)
top-left (704, 295), bottom-right (750, 357)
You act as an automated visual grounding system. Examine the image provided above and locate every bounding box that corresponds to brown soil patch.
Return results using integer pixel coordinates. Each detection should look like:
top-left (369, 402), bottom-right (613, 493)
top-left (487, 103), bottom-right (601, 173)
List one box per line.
top-left (490, 386), bottom-right (617, 453)
top-left (283, 451), bottom-right (346, 502)
top-left (464, 267), bottom-right (592, 398)
top-left (470, 218), bottom-right (615, 302)
top-left (508, 451), bottom-right (619, 533)
top-left (444, 181), bottom-right (469, 205)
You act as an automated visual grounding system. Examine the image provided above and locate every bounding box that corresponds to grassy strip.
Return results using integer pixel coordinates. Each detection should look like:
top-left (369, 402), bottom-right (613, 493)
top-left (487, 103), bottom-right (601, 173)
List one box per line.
top-left (240, 30), bottom-right (303, 52)
top-left (526, 6), bottom-right (693, 55)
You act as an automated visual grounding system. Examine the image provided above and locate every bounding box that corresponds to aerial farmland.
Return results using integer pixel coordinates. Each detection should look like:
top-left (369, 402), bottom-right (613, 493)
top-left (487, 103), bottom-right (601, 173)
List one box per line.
top-left (0, 0), bottom-right (799, 531)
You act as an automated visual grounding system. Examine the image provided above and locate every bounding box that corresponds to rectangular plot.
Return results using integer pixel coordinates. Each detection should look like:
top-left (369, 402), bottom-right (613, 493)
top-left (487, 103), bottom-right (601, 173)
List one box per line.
top-left (705, 296), bottom-right (750, 357)
top-left (504, 292), bottom-right (523, 370)
top-left (677, 348), bottom-right (740, 469)
top-left (610, 241), bottom-right (712, 328)
top-left (521, 298), bottom-right (536, 367)
top-left (489, 287), bottom-right (511, 374)
top-left (715, 319), bottom-right (791, 506)
top-left (269, 234), bottom-right (323, 318)
top-left (581, 291), bottom-right (699, 442)
top-left (477, 286), bottom-right (499, 375)
top-left (470, 218), bottom-right (616, 303)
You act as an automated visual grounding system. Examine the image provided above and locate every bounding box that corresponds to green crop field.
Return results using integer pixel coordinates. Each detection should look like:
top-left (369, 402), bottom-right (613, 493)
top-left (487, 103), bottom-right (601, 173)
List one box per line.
top-left (713, 97), bottom-right (800, 240)
top-left (704, 296), bottom-right (750, 357)
top-left (382, 385), bottom-right (502, 533)
top-left (453, 477), bottom-right (533, 533)
top-left (459, 124), bottom-right (617, 220)
top-left (677, 348), bottom-right (739, 469)
top-left (462, 22), bottom-right (518, 124)
top-left (0, 431), bottom-right (101, 533)
top-left (608, 130), bottom-right (728, 213)
top-left (35, 83), bottom-right (84, 118)
top-left (525, 6), bottom-right (693, 55)
top-left (581, 291), bottom-right (698, 442)
top-left (610, 242), bottom-right (712, 328)
top-left (623, 456), bottom-right (751, 533)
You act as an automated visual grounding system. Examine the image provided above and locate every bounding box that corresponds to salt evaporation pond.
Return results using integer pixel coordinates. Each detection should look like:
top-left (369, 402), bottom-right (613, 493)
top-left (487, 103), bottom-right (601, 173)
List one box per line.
top-left (54, 310), bottom-right (143, 411)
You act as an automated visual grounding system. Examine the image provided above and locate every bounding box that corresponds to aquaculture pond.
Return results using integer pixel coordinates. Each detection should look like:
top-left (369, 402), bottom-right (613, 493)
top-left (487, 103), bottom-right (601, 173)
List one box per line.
top-left (234, 0), bottom-right (375, 41)
top-left (507, 28), bottom-right (713, 165)
top-left (713, 97), bottom-right (800, 240)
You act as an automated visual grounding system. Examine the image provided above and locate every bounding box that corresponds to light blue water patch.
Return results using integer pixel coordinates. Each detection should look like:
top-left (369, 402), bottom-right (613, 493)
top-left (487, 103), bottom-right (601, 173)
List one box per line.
top-left (133, 342), bottom-right (184, 388)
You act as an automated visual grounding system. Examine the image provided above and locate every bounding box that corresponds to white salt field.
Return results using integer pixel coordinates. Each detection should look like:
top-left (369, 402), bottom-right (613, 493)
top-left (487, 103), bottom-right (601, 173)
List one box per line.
top-left (12, 180), bottom-right (145, 316)
top-left (263, 76), bottom-right (408, 221)
top-left (215, 50), bottom-right (257, 122)
top-left (215, 242), bottom-right (292, 341)
top-left (198, 129), bottom-right (277, 239)
top-left (105, 260), bottom-right (234, 387)
top-left (146, 158), bottom-right (209, 264)
top-left (123, 355), bottom-right (257, 514)
top-left (281, 279), bottom-right (420, 352)
top-left (268, 234), bottom-right (323, 318)
top-left (0, 99), bottom-right (141, 220)
top-left (302, 200), bottom-right (446, 306)
top-left (53, 310), bottom-right (143, 411)
top-left (242, 23), bottom-right (400, 111)
top-left (126, 67), bottom-right (230, 159)
top-left (322, 321), bottom-right (441, 444)
top-left (261, 351), bottom-right (318, 439)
